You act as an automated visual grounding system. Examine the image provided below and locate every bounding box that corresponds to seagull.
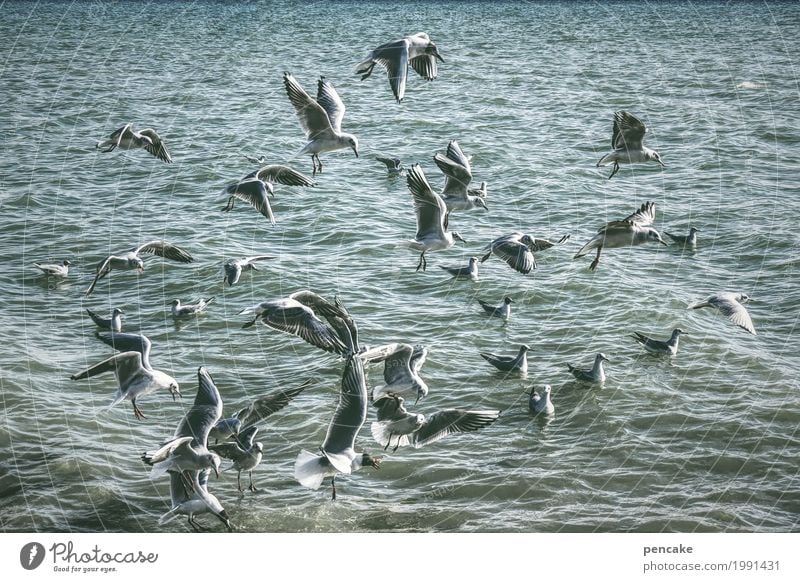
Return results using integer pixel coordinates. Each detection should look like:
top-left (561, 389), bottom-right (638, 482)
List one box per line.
top-left (86, 307), bottom-right (124, 332)
top-left (294, 354), bottom-right (381, 500)
top-left (376, 156), bottom-right (405, 176)
top-left (360, 343), bottom-right (429, 404)
top-left (208, 380), bottom-right (311, 444)
top-left (96, 123), bottom-right (172, 163)
top-left (171, 298), bottom-right (214, 318)
top-left (433, 140), bottom-right (488, 212)
top-left (70, 334), bottom-right (180, 420)
top-left (404, 163), bottom-right (465, 271)
top-left (355, 32), bottom-right (444, 103)
top-left (632, 328), bottom-right (687, 356)
top-left (439, 256), bottom-right (480, 280)
top-left (480, 232), bottom-right (536, 274)
top-left (596, 111), bottom-right (665, 179)
top-left (567, 353), bottom-right (609, 384)
top-left (85, 240), bottom-right (194, 296)
top-left (142, 436), bottom-right (221, 481)
top-left (159, 469), bottom-right (233, 532)
top-left (477, 296), bottom-right (514, 320)
top-left (665, 227), bottom-right (699, 246)
top-left (209, 426), bottom-right (263, 494)
top-left (283, 72), bottom-right (358, 176)
top-left (223, 255), bottom-right (275, 286)
top-left (156, 368), bottom-right (233, 532)
top-left (573, 201), bottom-right (667, 271)
top-left (689, 292), bottom-right (756, 335)
top-left (480, 344), bottom-right (529, 374)
top-left (220, 164), bottom-right (315, 225)
top-left (529, 385), bottom-right (554, 416)
top-left (239, 290), bottom-right (354, 355)
top-left (243, 154), bottom-right (268, 164)
top-left (370, 395), bottom-right (500, 452)
top-left (33, 259), bottom-right (71, 277)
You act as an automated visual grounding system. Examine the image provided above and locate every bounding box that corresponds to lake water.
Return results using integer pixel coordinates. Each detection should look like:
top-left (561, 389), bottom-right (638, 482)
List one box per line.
top-left (1, 1), bottom-right (799, 533)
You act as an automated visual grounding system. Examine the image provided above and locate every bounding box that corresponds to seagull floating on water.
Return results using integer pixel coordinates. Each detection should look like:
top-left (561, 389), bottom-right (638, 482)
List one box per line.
top-left (665, 227), bottom-right (699, 247)
top-left (85, 240), bottom-right (194, 296)
top-left (243, 154), bottom-right (268, 164)
top-left (529, 385), bottom-right (554, 416)
top-left (283, 72), bottom-right (358, 176)
top-left (294, 354), bottom-right (381, 500)
top-left (573, 201), bottom-right (667, 271)
top-left (404, 164), bottom-right (465, 272)
top-left (370, 394), bottom-right (500, 452)
top-left (440, 256), bottom-right (480, 281)
top-left (480, 344), bottom-right (529, 374)
top-left (33, 259), bottom-right (71, 277)
top-left (596, 111), bottom-right (665, 179)
top-left (434, 140), bottom-right (488, 212)
top-left (567, 353), bottom-right (609, 384)
top-left (70, 332), bottom-right (180, 420)
top-left (171, 298), bottom-right (214, 318)
top-left (356, 32), bottom-right (444, 103)
top-left (96, 123), bottom-right (172, 163)
top-left (375, 156), bottom-right (405, 176)
top-left (632, 328), bottom-right (687, 356)
top-left (477, 296), bottom-right (514, 320)
top-left (360, 343), bottom-right (429, 403)
top-left (86, 307), bottom-right (124, 332)
top-left (689, 292), bottom-right (756, 335)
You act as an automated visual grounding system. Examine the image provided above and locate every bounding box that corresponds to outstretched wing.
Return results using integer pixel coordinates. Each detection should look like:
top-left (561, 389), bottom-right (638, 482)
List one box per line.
top-left (411, 409), bottom-right (501, 448)
top-left (95, 332), bottom-right (153, 369)
top-left (316, 77), bottom-right (347, 133)
top-left (283, 72), bottom-right (335, 140)
top-left (406, 164), bottom-right (447, 240)
top-left (612, 111), bottom-right (647, 150)
top-left (247, 164), bottom-right (315, 187)
top-left (132, 240), bottom-right (194, 263)
top-left (236, 380), bottom-right (311, 430)
top-left (139, 128), bottom-right (172, 163)
top-left (619, 201), bottom-right (656, 226)
top-left (173, 367), bottom-right (223, 447)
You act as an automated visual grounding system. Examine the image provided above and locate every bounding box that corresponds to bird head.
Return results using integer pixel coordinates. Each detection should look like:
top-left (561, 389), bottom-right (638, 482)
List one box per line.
top-left (362, 452), bottom-right (382, 469)
top-left (650, 151), bottom-right (666, 167)
top-left (169, 381), bottom-right (181, 401)
top-left (597, 353), bottom-right (610, 363)
top-left (452, 232), bottom-right (466, 244)
top-left (504, 296), bottom-right (514, 304)
top-left (209, 453), bottom-right (222, 478)
top-left (63, 260), bottom-right (72, 266)
top-left (474, 197), bottom-right (488, 211)
top-left (648, 229), bottom-right (668, 246)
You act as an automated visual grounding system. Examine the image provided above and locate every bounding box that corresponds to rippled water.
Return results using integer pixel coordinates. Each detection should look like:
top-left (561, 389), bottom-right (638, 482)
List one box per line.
top-left (2, 1), bottom-right (799, 533)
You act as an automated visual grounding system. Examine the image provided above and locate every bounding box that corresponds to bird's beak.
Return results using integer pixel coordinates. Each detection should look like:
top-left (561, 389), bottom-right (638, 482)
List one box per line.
top-left (217, 510), bottom-right (234, 532)
top-left (435, 51), bottom-right (445, 63)
top-left (213, 466), bottom-right (220, 479)
top-left (138, 266), bottom-right (145, 273)
top-left (352, 146), bottom-right (359, 158)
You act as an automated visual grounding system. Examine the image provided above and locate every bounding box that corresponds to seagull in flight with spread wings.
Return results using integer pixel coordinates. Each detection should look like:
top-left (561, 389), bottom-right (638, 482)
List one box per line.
top-left (96, 123), bottom-right (172, 163)
top-left (596, 111), bottom-right (665, 179)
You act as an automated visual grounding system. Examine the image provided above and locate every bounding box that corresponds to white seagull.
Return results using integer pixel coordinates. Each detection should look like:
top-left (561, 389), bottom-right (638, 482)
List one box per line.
top-left (85, 240), bottom-right (194, 296)
top-left (529, 385), bottom-right (554, 416)
top-left (70, 333), bottom-right (180, 420)
top-left (567, 353), bottom-right (609, 384)
top-left (573, 201), bottom-right (667, 271)
top-left (283, 72), bottom-right (359, 176)
top-left (665, 227), bottom-right (699, 246)
top-left (376, 156), bottom-right (405, 176)
top-left (96, 123), bottom-right (172, 163)
top-left (370, 395), bottom-right (500, 452)
top-left (481, 232), bottom-right (537, 274)
top-left (404, 164), bottom-right (465, 271)
top-left (33, 259), bottom-right (71, 277)
top-left (360, 343), bottom-right (429, 404)
top-left (294, 354), bottom-right (381, 500)
top-left (220, 164), bottom-right (315, 225)
top-left (171, 297), bottom-right (214, 318)
top-left (596, 111), bottom-right (665, 179)
top-left (689, 292), bottom-right (756, 335)
top-left (239, 290), bottom-right (354, 355)
top-left (356, 32), bottom-right (444, 103)
top-left (85, 307), bottom-right (124, 332)
top-left (480, 344), bottom-right (529, 374)
top-left (477, 296), bottom-right (514, 320)
top-left (433, 140), bottom-right (488, 212)
top-left (223, 255), bottom-right (275, 286)
top-left (632, 328), bottom-right (687, 356)
top-left (440, 256), bottom-right (480, 280)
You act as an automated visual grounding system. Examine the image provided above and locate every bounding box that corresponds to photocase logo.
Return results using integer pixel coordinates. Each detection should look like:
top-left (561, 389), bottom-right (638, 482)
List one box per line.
top-left (20, 542), bottom-right (46, 570)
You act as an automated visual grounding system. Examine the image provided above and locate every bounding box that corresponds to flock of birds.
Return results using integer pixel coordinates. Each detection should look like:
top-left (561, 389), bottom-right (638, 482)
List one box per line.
top-left (31, 32), bottom-right (758, 532)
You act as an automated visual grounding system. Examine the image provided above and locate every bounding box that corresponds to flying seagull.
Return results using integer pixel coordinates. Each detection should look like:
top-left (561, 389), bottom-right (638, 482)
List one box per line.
top-left (596, 111), bottom-right (665, 179)
top-left (689, 292), bottom-right (756, 335)
top-left (96, 123), bottom-right (172, 163)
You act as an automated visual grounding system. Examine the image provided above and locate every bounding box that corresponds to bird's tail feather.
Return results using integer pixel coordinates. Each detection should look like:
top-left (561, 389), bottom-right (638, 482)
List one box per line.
top-left (294, 450), bottom-right (328, 490)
